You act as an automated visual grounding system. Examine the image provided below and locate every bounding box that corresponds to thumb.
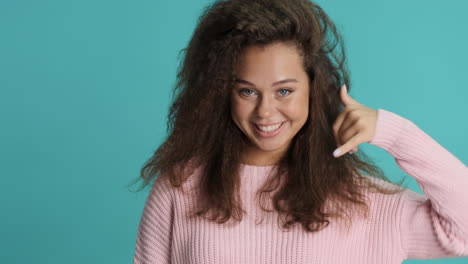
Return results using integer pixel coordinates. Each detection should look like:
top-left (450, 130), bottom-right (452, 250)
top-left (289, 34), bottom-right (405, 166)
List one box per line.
top-left (340, 84), bottom-right (359, 106)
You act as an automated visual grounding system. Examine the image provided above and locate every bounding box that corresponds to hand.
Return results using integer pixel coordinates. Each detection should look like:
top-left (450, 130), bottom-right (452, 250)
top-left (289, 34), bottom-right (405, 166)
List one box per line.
top-left (332, 84), bottom-right (378, 158)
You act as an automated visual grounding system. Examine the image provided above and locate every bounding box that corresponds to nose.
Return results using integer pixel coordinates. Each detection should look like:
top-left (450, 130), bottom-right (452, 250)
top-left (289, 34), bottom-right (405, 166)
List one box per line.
top-left (256, 95), bottom-right (275, 118)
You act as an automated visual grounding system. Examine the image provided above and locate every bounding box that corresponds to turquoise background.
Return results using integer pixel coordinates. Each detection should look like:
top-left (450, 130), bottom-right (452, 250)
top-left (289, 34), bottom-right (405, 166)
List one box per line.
top-left (1, 0), bottom-right (467, 263)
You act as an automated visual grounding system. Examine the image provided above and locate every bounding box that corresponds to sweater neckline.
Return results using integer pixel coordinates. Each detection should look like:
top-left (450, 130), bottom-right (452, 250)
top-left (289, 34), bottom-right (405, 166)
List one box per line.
top-left (239, 163), bottom-right (276, 178)
top-left (240, 163), bottom-right (276, 168)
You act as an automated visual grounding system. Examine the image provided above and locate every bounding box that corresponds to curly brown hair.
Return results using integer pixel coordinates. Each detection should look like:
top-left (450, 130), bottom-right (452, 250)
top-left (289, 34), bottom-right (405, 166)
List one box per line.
top-left (129, 0), bottom-right (406, 233)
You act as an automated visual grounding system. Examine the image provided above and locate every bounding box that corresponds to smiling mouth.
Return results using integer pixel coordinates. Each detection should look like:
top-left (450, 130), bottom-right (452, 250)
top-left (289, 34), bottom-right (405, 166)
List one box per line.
top-left (254, 121), bottom-right (284, 133)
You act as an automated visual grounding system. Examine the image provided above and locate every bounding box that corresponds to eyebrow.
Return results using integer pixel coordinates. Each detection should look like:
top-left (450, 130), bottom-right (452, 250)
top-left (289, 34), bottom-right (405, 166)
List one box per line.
top-left (234, 78), bottom-right (298, 87)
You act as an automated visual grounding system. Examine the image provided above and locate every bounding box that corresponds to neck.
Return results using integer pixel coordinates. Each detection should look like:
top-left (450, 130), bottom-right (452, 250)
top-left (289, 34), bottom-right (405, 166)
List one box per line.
top-left (240, 145), bottom-right (287, 166)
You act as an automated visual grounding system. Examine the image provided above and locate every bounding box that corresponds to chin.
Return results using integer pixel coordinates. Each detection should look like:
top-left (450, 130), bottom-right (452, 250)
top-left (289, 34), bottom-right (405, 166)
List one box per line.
top-left (252, 140), bottom-right (290, 153)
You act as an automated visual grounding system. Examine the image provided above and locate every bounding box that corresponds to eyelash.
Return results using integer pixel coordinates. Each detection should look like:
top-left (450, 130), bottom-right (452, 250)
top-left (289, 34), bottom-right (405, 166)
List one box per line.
top-left (239, 88), bottom-right (293, 96)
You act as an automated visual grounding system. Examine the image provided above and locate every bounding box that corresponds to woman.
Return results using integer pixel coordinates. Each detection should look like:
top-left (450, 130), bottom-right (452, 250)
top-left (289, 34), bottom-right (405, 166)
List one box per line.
top-left (132, 0), bottom-right (468, 263)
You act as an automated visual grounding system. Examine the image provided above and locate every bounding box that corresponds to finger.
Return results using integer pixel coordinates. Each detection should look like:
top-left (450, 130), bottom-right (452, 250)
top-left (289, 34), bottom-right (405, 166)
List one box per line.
top-left (338, 123), bottom-right (360, 148)
top-left (340, 84), bottom-right (361, 107)
top-left (332, 110), bottom-right (351, 146)
top-left (337, 116), bottom-right (358, 145)
top-left (349, 146), bottom-right (358, 154)
top-left (333, 131), bottom-right (361, 158)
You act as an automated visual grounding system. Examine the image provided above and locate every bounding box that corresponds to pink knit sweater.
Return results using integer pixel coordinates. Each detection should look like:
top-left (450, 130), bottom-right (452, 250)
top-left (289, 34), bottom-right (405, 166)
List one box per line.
top-left (133, 109), bottom-right (468, 263)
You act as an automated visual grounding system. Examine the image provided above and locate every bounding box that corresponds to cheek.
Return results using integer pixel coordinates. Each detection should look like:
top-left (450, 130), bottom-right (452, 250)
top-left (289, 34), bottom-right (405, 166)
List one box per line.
top-left (231, 99), bottom-right (250, 126)
top-left (232, 99), bottom-right (250, 117)
top-left (300, 99), bottom-right (310, 119)
top-left (298, 95), bottom-right (310, 117)
top-left (285, 98), bottom-right (309, 121)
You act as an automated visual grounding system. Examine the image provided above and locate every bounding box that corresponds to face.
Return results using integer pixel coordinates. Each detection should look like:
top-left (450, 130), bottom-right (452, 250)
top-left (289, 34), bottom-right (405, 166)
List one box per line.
top-left (231, 42), bottom-right (310, 166)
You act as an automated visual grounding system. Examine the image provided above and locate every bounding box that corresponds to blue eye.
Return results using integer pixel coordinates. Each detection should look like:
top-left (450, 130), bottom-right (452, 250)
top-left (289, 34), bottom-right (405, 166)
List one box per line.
top-left (240, 88), bottom-right (255, 96)
top-left (278, 89), bottom-right (291, 96)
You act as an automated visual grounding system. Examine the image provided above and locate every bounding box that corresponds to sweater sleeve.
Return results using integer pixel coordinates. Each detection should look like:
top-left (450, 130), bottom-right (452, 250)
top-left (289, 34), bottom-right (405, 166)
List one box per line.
top-left (368, 109), bottom-right (468, 259)
top-left (133, 176), bottom-right (174, 264)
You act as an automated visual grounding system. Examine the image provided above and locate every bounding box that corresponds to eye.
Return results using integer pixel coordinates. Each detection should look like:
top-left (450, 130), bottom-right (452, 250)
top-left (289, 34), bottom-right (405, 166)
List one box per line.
top-left (278, 88), bottom-right (292, 96)
top-left (239, 88), bottom-right (255, 96)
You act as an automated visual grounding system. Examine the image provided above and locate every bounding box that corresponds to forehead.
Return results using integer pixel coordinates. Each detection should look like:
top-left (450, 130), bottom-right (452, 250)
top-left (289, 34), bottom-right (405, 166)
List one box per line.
top-left (235, 43), bottom-right (307, 85)
top-left (234, 78), bottom-right (299, 87)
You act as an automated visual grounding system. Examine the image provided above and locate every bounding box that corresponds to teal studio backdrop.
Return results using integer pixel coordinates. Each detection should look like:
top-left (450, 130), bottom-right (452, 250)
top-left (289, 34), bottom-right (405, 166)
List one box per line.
top-left (0, 0), bottom-right (467, 263)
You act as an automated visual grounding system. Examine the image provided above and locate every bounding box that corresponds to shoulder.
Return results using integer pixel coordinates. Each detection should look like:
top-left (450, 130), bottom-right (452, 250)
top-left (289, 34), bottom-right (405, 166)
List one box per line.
top-left (153, 159), bottom-right (205, 198)
top-left (360, 176), bottom-right (431, 218)
top-left (359, 176), bottom-right (412, 213)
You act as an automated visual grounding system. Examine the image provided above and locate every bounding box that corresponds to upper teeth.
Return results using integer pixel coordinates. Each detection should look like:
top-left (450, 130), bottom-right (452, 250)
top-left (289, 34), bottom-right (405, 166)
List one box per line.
top-left (257, 122), bottom-right (282, 132)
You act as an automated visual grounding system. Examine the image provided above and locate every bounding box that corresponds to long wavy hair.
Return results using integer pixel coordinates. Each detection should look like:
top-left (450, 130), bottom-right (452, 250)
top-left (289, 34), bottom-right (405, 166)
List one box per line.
top-left (129, 0), bottom-right (407, 232)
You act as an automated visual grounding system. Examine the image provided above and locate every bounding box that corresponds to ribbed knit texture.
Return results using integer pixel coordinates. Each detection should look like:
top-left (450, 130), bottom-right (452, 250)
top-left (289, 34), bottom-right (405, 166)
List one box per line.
top-left (133, 109), bottom-right (468, 263)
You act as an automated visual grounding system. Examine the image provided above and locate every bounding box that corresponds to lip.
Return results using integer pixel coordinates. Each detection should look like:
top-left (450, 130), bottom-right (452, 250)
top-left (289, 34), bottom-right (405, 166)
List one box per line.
top-left (254, 121), bottom-right (284, 126)
top-left (252, 121), bottom-right (285, 138)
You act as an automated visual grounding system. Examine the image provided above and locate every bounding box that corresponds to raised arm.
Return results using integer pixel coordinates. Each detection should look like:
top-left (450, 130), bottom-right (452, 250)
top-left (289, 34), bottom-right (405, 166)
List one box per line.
top-left (369, 108), bottom-right (468, 259)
